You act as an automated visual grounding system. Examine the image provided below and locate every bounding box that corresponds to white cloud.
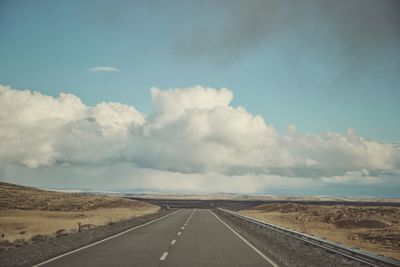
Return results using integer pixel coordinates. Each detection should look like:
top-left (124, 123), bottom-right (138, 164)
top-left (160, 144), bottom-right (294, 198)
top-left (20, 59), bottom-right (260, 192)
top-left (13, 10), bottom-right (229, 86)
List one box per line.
top-left (0, 84), bottom-right (399, 192)
top-left (3, 163), bottom-right (397, 196)
top-left (88, 66), bottom-right (120, 73)
top-left (321, 170), bottom-right (383, 185)
top-left (0, 163), bottom-right (317, 194)
top-left (0, 85), bottom-right (143, 167)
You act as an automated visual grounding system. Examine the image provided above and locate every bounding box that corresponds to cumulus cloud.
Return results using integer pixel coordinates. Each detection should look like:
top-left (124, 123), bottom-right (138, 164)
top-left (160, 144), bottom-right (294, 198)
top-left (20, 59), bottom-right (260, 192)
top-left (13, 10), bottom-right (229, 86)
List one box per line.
top-left (0, 84), bottom-right (399, 191)
top-left (0, 85), bottom-right (143, 167)
top-left (88, 66), bottom-right (120, 73)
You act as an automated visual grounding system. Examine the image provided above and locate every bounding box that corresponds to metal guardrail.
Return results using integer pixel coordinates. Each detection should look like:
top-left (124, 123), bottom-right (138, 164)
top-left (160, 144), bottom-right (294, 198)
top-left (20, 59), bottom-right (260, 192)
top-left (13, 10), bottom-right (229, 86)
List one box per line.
top-left (217, 208), bottom-right (400, 267)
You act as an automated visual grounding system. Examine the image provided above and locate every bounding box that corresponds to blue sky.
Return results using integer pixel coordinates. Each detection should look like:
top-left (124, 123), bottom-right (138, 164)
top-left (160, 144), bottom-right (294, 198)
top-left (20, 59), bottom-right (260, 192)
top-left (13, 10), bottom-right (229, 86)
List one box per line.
top-left (1, 1), bottom-right (400, 196)
top-left (1, 0), bottom-right (399, 141)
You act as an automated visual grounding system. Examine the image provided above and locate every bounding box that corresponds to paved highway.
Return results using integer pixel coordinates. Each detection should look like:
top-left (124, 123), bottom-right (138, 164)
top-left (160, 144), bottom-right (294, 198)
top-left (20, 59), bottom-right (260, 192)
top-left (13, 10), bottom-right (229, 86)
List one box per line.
top-left (35, 209), bottom-right (277, 267)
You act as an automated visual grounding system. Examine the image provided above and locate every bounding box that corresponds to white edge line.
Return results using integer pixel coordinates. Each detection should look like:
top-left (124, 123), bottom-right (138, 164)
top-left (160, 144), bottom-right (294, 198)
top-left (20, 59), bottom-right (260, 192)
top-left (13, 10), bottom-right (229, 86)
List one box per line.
top-left (209, 209), bottom-right (279, 267)
top-left (160, 252), bottom-right (168, 261)
top-left (33, 209), bottom-right (182, 267)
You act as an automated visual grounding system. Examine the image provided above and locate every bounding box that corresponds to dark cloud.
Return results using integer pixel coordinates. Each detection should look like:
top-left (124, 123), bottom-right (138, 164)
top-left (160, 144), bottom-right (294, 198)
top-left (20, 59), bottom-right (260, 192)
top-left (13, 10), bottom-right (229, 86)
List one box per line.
top-left (175, 0), bottom-right (279, 65)
top-left (175, 0), bottom-right (400, 66)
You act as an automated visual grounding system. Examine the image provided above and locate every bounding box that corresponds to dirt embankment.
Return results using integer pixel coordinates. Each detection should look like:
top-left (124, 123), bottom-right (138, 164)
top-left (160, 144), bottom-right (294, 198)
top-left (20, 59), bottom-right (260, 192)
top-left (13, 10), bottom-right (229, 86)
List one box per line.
top-left (0, 182), bottom-right (159, 251)
top-left (0, 182), bottom-right (150, 211)
top-left (242, 203), bottom-right (400, 260)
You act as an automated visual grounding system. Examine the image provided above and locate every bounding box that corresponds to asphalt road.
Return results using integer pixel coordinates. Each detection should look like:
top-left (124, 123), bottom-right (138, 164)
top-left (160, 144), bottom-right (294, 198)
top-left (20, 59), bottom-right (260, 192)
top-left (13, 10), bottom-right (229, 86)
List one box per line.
top-left (35, 209), bottom-right (277, 267)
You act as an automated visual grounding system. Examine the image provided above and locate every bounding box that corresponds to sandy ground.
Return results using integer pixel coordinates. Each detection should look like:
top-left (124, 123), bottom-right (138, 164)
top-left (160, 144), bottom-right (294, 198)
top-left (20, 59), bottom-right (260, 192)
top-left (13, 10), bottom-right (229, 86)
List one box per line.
top-left (241, 203), bottom-right (400, 260)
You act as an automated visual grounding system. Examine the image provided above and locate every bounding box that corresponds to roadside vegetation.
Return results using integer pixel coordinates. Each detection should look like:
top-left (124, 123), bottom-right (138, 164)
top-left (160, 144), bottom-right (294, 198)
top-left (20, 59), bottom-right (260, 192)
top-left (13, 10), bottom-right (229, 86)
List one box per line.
top-left (0, 182), bottom-right (158, 251)
top-left (241, 203), bottom-right (400, 260)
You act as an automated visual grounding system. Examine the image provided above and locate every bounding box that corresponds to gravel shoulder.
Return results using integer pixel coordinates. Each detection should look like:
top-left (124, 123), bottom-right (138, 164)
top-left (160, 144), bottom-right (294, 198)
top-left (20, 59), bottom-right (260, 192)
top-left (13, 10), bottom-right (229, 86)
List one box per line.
top-left (240, 203), bottom-right (400, 260)
top-left (214, 209), bottom-right (373, 267)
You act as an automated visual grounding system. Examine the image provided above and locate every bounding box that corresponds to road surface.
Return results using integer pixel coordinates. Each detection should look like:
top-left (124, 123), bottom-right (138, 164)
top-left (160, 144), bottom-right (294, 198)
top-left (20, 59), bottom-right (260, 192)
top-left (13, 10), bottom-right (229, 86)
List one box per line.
top-left (35, 209), bottom-right (277, 267)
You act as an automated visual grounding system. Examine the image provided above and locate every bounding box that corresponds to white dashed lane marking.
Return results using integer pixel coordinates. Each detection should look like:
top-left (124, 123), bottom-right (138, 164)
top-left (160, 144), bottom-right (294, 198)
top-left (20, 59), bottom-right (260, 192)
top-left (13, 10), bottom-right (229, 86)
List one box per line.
top-left (160, 252), bottom-right (168, 261)
top-left (33, 209), bottom-right (183, 267)
top-left (159, 209), bottom-right (196, 263)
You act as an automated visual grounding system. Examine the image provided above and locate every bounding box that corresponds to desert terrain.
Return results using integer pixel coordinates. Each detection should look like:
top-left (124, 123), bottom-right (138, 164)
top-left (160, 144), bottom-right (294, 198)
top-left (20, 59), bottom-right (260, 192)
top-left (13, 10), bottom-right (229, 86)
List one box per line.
top-left (131, 193), bottom-right (400, 202)
top-left (0, 182), bottom-right (159, 250)
top-left (241, 203), bottom-right (400, 260)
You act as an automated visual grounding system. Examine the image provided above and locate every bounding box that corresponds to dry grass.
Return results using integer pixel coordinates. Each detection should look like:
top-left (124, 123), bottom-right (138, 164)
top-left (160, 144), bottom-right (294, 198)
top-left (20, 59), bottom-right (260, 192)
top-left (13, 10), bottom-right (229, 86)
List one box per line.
top-left (0, 182), bottom-right (159, 244)
top-left (241, 204), bottom-right (400, 260)
top-left (0, 207), bottom-right (159, 241)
